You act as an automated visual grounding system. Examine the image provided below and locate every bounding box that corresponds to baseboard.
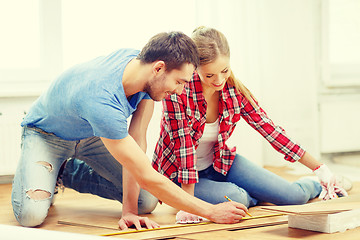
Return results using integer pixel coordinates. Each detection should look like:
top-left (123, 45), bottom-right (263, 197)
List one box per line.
top-left (333, 153), bottom-right (360, 167)
top-left (0, 175), bottom-right (14, 184)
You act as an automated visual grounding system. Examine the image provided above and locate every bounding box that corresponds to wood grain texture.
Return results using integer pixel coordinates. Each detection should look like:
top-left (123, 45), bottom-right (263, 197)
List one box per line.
top-left (261, 194), bottom-right (360, 215)
top-left (1, 166), bottom-right (359, 239)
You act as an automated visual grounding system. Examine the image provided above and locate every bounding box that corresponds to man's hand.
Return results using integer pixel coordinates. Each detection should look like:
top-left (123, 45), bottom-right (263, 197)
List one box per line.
top-left (314, 164), bottom-right (348, 200)
top-left (118, 213), bottom-right (160, 230)
top-left (208, 201), bottom-right (248, 224)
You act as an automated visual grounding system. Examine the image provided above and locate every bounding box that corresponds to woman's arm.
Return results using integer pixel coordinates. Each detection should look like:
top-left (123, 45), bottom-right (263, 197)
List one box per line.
top-left (240, 96), bottom-right (348, 199)
top-left (161, 94), bottom-right (199, 184)
top-left (298, 151), bottom-right (322, 170)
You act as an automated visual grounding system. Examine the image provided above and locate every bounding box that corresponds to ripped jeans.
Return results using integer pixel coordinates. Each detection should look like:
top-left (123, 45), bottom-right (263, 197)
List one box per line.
top-left (11, 126), bottom-right (157, 227)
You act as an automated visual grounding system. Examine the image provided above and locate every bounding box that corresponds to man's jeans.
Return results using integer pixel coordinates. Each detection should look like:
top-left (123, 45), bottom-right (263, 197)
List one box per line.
top-left (192, 154), bottom-right (322, 207)
top-left (11, 126), bottom-right (157, 227)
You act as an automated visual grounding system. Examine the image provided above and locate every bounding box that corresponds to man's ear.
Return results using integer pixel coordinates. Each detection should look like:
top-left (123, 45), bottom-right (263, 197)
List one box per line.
top-left (153, 61), bottom-right (166, 74)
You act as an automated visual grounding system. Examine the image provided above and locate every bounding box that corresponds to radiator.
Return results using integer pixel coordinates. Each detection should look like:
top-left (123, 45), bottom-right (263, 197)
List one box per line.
top-left (0, 112), bottom-right (23, 176)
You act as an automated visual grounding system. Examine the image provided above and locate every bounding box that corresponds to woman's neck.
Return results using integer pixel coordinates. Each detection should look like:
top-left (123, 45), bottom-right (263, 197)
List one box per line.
top-left (201, 83), bottom-right (220, 123)
top-left (201, 83), bottom-right (218, 100)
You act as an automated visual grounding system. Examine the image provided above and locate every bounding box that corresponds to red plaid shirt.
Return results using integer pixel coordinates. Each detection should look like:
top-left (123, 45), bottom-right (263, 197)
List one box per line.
top-left (152, 73), bottom-right (305, 184)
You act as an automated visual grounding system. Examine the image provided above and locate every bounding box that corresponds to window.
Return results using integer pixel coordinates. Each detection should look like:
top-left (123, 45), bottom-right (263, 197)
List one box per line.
top-left (0, 0), bottom-right (62, 96)
top-left (61, 0), bottom-right (196, 69)
top-left (322, 0), bottom-right (360, 88)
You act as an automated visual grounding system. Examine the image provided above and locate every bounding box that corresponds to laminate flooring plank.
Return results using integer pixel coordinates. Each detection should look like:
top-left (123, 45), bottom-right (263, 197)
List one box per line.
top-left (181, 222), bottom-right (360, 240)
top-left (103, 216), bottom-right (287, 239)
top-left (1, 166), bottom-right (360, 240)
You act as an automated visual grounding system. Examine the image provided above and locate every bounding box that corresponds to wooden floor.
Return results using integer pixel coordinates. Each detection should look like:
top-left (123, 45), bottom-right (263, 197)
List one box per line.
top-left (1, 166), bottom-right (359, 240)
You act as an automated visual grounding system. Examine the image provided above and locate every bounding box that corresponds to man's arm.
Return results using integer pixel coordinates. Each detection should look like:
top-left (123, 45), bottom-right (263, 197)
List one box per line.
top-left (101, 135), bottom-right (248, 224)
top-left (120, 99), bottom-right (159, 230)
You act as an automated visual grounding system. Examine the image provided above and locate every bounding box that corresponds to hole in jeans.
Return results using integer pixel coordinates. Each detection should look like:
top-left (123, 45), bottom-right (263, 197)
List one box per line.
top-left (26, 189), bottom-right (51, 200)
top-left (36, 161), bottom-right (53, 172)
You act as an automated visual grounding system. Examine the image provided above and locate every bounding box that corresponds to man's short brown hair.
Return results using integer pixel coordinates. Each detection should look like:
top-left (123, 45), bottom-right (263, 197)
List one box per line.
top-left (137, 31), bottom-right (199, 71)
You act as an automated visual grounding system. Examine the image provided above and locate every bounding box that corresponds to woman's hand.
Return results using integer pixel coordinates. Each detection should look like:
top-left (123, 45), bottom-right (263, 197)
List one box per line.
top-left (176, 210), bottom-right (208, 224)
top-left (314, 164), bottom-right (348, 200)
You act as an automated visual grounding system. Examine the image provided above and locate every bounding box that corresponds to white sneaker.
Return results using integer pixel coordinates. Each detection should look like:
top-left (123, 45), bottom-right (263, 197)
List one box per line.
top-left (335, 175), bottom-right (353, 191)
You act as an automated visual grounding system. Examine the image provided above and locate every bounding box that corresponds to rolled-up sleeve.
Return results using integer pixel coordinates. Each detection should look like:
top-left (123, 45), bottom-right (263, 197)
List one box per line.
top-left (240, 97), bottom-right (305, 162)
top-left (163, 94), bottom-right (198, 184)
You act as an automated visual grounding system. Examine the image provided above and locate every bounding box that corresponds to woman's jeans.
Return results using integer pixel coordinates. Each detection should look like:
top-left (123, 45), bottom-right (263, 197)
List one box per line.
top-left (11, 126), bottom-right (157, 227)
top-left (192, 154), bottom-right (322, 208)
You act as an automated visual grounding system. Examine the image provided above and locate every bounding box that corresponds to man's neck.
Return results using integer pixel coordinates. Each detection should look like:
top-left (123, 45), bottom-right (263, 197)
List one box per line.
top-left (122, 59), bottom-right (150, 97)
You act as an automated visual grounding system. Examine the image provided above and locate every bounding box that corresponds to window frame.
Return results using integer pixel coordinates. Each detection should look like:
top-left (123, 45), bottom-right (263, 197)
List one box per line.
top-left (0, 0), bottom-right (62, 97)
top-left (321, 0), bottom-right (360, 89)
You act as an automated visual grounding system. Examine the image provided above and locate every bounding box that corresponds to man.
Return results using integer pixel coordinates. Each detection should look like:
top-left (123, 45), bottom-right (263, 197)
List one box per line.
top-left (11, 31), bottom-right (248, 229)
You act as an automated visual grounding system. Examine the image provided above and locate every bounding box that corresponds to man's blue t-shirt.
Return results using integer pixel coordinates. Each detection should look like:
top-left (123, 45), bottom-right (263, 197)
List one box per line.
top-left (22, 48), bottom-right (151, 140)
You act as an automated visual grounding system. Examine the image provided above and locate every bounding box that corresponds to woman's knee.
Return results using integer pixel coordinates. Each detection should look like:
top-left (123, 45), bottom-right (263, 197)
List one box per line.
top-left (280, 193), bottom-right (308, 205)
top-left (225, 183), bottom-right (253, 207)
top-left (275, 185), bottom-right (310, 205)
top-left (283, 180), bottom-right (323, 205)
top-left (138, 190), bottom-right (158, 214)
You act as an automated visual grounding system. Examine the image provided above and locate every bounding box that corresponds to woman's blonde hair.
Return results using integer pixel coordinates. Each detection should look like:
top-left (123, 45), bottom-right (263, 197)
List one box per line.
top-left (192, 26), bottom-right (258, 108)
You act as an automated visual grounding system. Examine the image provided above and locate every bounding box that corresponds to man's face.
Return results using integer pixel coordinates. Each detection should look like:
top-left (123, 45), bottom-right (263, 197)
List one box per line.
top-left (145, 63), bottom-right (195, 101)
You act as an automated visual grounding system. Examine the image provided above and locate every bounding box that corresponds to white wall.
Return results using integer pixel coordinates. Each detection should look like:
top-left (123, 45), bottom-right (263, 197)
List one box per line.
top-left (254, 0), bottom-right (320, 166)
top-left (193, 0), bottom-right (321, 167)
top-left (0, 97), bottom-right (37, 175)
top-left (2, 0), bottom-right (359, 177)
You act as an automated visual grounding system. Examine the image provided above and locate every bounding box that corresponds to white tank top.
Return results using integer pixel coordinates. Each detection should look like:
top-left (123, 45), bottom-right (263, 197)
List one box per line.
top-left (196, 118), bottom-right (219, 171)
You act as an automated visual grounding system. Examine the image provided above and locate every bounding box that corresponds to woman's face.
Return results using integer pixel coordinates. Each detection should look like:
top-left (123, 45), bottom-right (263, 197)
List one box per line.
top-left (197, 55), bottom-right (231, 91)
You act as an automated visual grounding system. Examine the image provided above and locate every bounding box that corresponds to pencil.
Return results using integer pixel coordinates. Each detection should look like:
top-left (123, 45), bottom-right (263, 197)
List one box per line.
top-left (224, 195), bottom-right (253, 217)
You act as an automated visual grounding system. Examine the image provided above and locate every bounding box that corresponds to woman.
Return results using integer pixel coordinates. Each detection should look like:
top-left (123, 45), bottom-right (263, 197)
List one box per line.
top-left (153, 27), bottom-right (349, 223)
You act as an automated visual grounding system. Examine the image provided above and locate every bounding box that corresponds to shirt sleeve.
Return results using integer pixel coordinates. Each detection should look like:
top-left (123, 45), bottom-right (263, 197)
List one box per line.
top-left (163, 94), bottom-right (198, 184)
top-left (240, 96), bottom-right (305, 162)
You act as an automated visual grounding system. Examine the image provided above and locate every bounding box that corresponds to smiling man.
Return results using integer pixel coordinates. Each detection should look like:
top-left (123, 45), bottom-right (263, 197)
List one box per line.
top-left (11, 31), bottom-right (249, 230)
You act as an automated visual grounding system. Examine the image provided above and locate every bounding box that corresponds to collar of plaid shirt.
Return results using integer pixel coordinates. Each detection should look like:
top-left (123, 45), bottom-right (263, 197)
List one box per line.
top-left (153, 73), bottom-right (241, 184)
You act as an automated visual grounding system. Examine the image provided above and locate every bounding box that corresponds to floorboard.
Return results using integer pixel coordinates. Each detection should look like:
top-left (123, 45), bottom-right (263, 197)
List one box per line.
top-left (1, 166), bottom-right (359, 239)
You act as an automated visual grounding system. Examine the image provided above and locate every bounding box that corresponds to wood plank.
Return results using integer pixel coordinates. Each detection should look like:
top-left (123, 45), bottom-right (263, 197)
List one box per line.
top-left (1, 166), bottom-right (360, 240)
top-left (57, 205), bottom-right (284, 232)
top-left (261, 194), bottom-right (360, 215)
top-left (95, 216), bottom-right (287, 239)
top-left (181, 223), bottom-right (360, 240)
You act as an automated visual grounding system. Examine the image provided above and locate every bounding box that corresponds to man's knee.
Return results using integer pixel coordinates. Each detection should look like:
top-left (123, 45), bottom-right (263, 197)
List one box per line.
top-left (15, 189), bottom-right (51, 227)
